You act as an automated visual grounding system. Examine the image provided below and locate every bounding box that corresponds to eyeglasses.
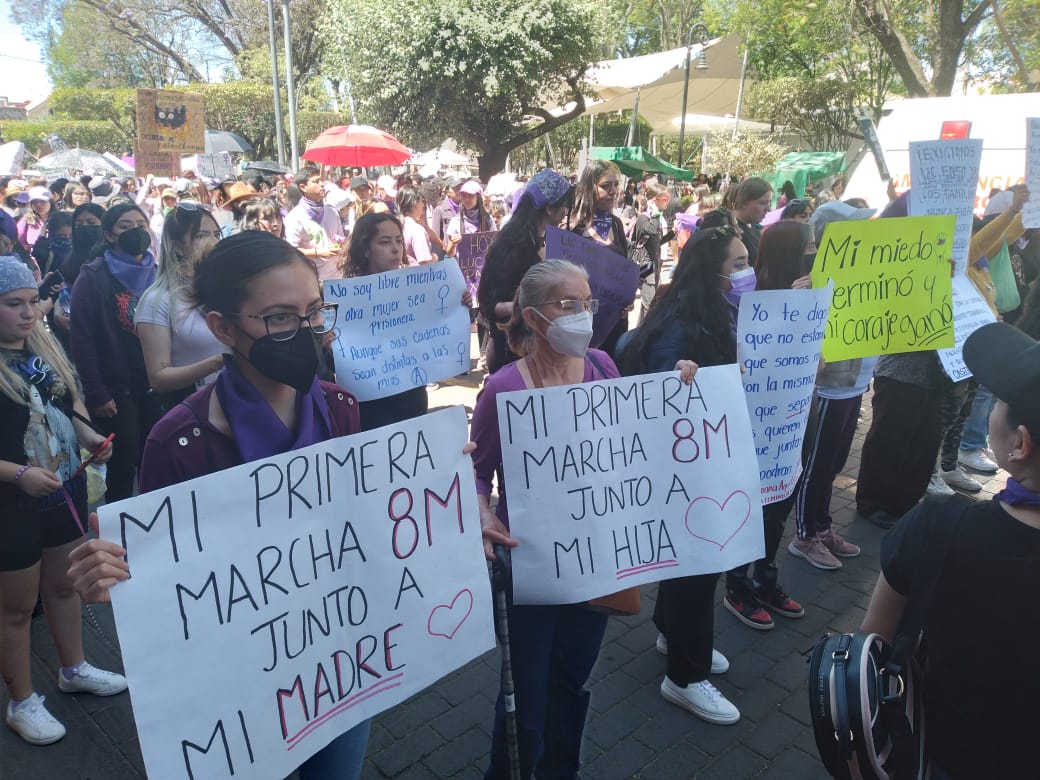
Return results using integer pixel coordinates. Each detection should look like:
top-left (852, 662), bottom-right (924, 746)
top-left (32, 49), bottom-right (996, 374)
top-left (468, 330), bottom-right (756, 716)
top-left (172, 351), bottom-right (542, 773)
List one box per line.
top-left (535, 299), bottom-right (600, 314)
top-left (234, 303), bottom-right (339, 341)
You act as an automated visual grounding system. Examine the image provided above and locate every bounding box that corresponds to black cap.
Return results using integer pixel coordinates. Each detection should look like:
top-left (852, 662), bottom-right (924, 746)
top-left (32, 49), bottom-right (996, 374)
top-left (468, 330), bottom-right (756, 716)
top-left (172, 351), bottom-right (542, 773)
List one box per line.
top-left (444, 177), bottom-right (463, 189)
top-left (963, 322), bottom-right (1040, 434)
top-left (350, 176), bottom-right (371, 191)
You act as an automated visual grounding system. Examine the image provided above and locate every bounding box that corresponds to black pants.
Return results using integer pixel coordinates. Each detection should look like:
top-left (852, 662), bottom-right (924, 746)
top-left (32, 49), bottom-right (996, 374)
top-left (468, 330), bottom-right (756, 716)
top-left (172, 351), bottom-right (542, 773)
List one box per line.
top-left (725, 492), bottom-right (795, 592)
top-left (96, 392), bottom-right (161, 502)
top-left (653, 573), bottom-right (720, 685)
top-left (856, 377), bottom-right (943, 518)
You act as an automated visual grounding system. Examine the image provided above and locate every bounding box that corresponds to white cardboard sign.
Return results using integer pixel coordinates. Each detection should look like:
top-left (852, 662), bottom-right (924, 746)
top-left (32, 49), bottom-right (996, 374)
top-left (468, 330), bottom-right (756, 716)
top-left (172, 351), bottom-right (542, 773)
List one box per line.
top-left (325, 259), bottom-right (471, 401)
top-left (909, 138), bottom-right (983, 275)
top-left (497, 366), bottom-right (763, 605)
top-left (937, 275), bottom-right (999, 381)
top-left (1023, 118), bottom-right (1040, 230)
top-left (737, 286), bottom-right (832, 503)
top-left (100, 407), bottom-right (493, 780)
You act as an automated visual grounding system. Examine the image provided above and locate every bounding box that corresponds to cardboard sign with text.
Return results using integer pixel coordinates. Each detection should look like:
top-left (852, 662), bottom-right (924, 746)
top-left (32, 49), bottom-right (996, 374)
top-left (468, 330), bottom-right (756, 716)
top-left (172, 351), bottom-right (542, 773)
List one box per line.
top-left (497, 366), bottom-right (763, 605)
top-left (909, 138), bottom-right (983, 275)
top-left (937, 274), bottom-right (999, 381)
top-left (737, 286), bottom-right (832, 503)
top-left (811, 215), bottom-right (956, 362)
top-left (100, 407), bottom-right (493, 780)
top-left (544, 226), bottom-right (639, 348)
top-left (455, 231), bottom-right (496, 302)
top-left (325, 259), bottom-right (471, 401)
top-left (1024, 118), bottom-right (1040, 230)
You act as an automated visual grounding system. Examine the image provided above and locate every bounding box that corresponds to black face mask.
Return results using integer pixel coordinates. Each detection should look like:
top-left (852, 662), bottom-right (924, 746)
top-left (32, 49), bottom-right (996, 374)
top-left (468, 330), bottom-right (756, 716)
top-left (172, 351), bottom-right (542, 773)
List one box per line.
top-left (245, 326), bottom-right (322, 391)
top-left (116, 226), bottom-right (151, 256)
top-left (73, 223), bottom-right (102, 253)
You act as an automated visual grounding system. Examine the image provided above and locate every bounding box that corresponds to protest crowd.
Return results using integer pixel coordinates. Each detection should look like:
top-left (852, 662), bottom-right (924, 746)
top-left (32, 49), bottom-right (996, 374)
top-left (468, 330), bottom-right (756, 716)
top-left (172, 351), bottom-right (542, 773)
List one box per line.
top-left (1, 138), bottom-right (1039, 780)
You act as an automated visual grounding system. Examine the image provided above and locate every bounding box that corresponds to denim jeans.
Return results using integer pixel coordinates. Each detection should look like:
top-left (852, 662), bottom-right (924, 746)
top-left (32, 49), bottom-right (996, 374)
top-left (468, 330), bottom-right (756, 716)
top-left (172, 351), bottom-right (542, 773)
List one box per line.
top-left (485, 602), bottom-right (608, 780)
top-left (959, 384), bottom-right (994, 452)
top-left (298, 718), bottom-right (371, 780)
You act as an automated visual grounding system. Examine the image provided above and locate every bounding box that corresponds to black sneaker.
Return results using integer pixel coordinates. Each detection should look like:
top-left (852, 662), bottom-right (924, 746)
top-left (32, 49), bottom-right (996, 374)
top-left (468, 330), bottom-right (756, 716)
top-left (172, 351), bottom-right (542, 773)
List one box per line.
top-left (856, 509), bottom-right (898, 530)
top-left (723, 587), bottom-right (774, 630)
top-left (752, 582), bottom-right (805, 618)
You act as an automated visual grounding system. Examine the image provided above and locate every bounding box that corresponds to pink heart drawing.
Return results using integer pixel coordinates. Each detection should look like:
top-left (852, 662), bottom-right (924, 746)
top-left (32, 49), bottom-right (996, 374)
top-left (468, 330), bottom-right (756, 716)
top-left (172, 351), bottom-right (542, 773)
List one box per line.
top-left (427, 589), bottom-right (474, 640)
top-left (685, 490), bottom-right (752, 551)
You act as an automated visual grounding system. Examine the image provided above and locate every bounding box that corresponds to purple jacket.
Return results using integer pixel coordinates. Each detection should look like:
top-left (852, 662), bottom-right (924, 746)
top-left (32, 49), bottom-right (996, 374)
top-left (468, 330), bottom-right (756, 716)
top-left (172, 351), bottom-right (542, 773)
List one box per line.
top-left (139, 380), bottom-right (361, 492)
top-left (469, 350), bottom-right (619, 527)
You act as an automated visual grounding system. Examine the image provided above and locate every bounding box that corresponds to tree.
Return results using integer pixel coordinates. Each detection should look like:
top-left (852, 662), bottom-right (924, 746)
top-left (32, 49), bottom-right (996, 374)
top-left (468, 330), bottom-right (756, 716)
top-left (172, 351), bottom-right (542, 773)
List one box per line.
top-left (854, 0), bottom-right (993, 97)
top-left (700, 128), bottom-right (788, 177)
top-left (11, 0), bottom-right (327, 88)
top-left (320, 0), bottom-right (603, 180)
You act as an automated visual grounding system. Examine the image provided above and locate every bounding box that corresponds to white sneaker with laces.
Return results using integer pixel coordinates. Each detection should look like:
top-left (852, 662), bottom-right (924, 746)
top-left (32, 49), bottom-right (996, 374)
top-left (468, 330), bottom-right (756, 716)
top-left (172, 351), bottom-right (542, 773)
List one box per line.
top-left (57, 661), bottom-right (128, 697)
top-left (958, 448), bottom-right (998, 474)
top-left (660, 677), bottom-right (740, 724)
top-left (6, 693), bottom-right (66, 745)
top-left (941, 466), bottom-right (982, 493)
top-left (655, 634), bottom-right (729, 673)
top-left (927, 469), bottom-right (956, 496)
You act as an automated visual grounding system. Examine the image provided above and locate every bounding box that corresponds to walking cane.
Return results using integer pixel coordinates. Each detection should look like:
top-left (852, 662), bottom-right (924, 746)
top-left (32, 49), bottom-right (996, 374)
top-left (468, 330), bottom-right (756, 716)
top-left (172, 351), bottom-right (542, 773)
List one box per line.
top-left (492, 544), bottom-right (521, 780)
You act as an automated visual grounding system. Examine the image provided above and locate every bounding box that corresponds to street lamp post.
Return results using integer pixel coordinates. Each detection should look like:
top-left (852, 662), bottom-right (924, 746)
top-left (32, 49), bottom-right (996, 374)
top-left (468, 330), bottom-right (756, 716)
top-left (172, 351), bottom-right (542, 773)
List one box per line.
top-left (677, 23), bottom-right (710, 171)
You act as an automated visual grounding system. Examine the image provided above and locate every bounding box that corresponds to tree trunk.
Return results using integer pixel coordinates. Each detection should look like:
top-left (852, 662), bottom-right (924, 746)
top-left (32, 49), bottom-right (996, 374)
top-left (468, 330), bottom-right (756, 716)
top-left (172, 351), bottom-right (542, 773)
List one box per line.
top-left (855, 0), bottom-right (933, 96)
top-left (477, 147), bottom-right (510, 182)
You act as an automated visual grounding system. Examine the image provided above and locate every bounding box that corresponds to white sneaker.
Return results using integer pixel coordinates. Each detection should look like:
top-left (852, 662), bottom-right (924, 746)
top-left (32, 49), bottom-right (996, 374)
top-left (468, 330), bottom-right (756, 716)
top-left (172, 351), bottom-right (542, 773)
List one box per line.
top-left (941, 466), bottom-right (982, 494)
top-left (958, 449), bottom-right (998, 474)
top-left (57, 661), bottom-right (128, 697)
top-left (927, 469), bottom-right (956, 496)
top-left (655, 634), bottom-right (729, 674)
top-left (6, 694), bottom-right (66, 745)
top-left (660, 677), bottom-right (740, 724)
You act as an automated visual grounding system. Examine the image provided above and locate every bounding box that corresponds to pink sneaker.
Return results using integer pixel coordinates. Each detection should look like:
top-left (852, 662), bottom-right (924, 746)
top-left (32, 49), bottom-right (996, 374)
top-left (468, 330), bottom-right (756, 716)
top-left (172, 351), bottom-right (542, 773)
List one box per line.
top-left (788, 535), bottom-right (841, 570)
top-left (819, 529), bottom-right (861, 558)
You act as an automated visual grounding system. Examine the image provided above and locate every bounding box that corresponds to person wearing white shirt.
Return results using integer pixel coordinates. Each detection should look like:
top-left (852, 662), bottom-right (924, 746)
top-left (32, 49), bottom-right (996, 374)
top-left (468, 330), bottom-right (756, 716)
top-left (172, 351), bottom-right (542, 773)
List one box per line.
top-left (282, 166), bottom-right (343, 281)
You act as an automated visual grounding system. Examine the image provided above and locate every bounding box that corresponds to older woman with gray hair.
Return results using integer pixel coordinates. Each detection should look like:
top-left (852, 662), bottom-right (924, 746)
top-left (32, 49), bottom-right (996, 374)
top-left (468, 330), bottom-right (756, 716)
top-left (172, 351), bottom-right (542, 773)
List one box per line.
top-left (471, 259), bottom-right (696, 778)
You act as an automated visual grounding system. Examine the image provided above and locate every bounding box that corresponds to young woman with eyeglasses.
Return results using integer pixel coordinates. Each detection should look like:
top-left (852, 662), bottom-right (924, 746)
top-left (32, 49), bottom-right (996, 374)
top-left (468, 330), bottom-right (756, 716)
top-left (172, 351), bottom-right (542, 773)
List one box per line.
top-left (135, 202), bottom-right (227, 413)
top-left (66, 231), bottom-right (373, 779)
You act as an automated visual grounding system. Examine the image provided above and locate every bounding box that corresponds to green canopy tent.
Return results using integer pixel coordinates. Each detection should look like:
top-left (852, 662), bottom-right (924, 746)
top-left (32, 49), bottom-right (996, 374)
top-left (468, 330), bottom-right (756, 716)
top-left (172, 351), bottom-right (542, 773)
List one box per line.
top-left (590, 146), bottom-right (694, 182)
top-left (758, 151), bottom-right (846, 200)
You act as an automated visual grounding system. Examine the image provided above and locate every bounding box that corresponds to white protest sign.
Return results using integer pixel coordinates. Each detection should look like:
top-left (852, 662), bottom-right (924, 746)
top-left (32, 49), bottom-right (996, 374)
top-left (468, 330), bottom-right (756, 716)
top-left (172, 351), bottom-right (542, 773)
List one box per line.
top-left (497, 366), bottom-right (763, 605)
top-left (909, 138), bottom-right (983, 275)
top-left (737, 285), bottom-right (832, 503)
top-left (1024, 118), bottom-right (1040, 230)
top-left (100, 407), bottom-right (493, 780)
top-left (937, 275), bottom-right (999, 381)
top-left (325, 259), bottom-right (471, 401)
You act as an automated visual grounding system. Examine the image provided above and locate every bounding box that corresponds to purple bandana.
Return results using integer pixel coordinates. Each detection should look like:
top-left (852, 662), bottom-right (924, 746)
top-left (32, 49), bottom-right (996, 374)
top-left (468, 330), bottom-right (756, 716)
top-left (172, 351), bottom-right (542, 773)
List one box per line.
top-left (301, 196), bottom-right (325, 225)
top-left (994, 477), bottom-right (1040, 507)
top-left (591, 210), bottom-right (613, 240)
top-left (214, 357), bottom-right (332, 463)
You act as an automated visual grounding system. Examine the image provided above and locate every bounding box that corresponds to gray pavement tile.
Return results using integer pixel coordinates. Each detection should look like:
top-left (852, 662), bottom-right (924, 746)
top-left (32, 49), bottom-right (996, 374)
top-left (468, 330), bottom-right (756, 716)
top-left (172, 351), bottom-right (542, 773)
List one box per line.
top-left (585, 699), bottom-right (653, 751)
top-left (423, 726), bottom-right (489, 777)
top-left (757, 746), bottom-right (830, 780)
top-left (367, 724), bottom-right (443, 777)
top-left (378, 690), bottom-right (453, 740)
top-left (683, 717), bottom-right (756, 758)
top-left (697, 745), bottom-right (769, 780)
top-left (429, 695), bottom-right (492, 742)
top-left (742, 711), bottom-right (808, 760)
top-left (634, 741), bottom-right (712, 779)
top-left (631, 706), bottom-right (700, 753)
top-left (730, 679), bottom-right (787, 723)
top-left (579, 737), bottom-right (657, 780)
top-left (765, 653), bottom-right (812, 693)
top-left (587, 669), bottom-right (642, 713)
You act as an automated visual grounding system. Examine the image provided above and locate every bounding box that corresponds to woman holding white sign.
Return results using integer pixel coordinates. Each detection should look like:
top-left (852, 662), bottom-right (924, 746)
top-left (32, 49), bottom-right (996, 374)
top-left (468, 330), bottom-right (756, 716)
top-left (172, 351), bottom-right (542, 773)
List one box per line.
top-left (617, 226), bottom-right (786, 723)
top-left (66, 231), bottom-right (372, 779)
top-left (473, 259), bottom-right (698, 778)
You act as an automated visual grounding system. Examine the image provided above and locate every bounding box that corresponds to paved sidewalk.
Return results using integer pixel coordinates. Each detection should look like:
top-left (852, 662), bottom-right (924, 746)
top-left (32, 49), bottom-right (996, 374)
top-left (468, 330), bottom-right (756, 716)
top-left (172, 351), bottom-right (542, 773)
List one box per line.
top-left (1, 371), bottom-right (1007, 779)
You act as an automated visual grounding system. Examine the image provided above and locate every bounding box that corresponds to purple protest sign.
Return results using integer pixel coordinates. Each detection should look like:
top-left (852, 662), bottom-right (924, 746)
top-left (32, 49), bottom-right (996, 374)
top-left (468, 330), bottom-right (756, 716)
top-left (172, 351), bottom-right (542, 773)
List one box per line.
top-left (544, 226), bottom-right (640, 348)
top-left (455, 231), bottom-right (496, 302)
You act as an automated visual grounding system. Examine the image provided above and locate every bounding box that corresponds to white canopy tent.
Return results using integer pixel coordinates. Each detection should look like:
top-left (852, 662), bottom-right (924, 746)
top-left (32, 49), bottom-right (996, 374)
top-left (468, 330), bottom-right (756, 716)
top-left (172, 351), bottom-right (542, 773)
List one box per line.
top-left (580, 34), bottom-right (752, 135)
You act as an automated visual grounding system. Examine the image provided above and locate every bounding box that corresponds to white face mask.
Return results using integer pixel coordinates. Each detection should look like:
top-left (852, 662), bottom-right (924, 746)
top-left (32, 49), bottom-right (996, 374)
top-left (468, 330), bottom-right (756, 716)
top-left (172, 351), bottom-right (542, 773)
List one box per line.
top-left (534, 309), bottom-right (594, 357)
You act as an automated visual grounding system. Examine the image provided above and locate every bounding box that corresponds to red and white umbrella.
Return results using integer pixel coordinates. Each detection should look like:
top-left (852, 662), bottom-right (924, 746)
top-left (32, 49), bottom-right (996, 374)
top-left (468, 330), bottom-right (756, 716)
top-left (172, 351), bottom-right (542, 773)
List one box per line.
top-left (301, 124), bottom-right (411, 167)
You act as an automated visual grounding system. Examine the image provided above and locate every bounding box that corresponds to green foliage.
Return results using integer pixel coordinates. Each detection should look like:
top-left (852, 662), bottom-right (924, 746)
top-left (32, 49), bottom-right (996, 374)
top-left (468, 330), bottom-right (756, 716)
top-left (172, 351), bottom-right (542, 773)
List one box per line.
top-left (296, 112), bottom-right (352, 148)
top-left (0, 121), bottom-right (129, 154)
top-left (701, 128), bottom-right (788, 177)
top-left (746, 77), bottom-right (863, 151)
top-left (321, 0), bottom-right (602, 178)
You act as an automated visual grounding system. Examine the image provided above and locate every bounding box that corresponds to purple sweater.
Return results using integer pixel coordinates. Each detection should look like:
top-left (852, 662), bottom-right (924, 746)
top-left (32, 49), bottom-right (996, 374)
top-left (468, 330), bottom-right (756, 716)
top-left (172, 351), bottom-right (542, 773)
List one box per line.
top-left (469, 349), bottom-right (619, 527)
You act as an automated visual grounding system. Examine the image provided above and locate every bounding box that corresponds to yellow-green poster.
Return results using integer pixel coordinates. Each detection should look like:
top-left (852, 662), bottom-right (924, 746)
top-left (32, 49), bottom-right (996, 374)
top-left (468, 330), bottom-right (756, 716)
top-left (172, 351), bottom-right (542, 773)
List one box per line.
top-left (810, 215), bottom-right (956, 361)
